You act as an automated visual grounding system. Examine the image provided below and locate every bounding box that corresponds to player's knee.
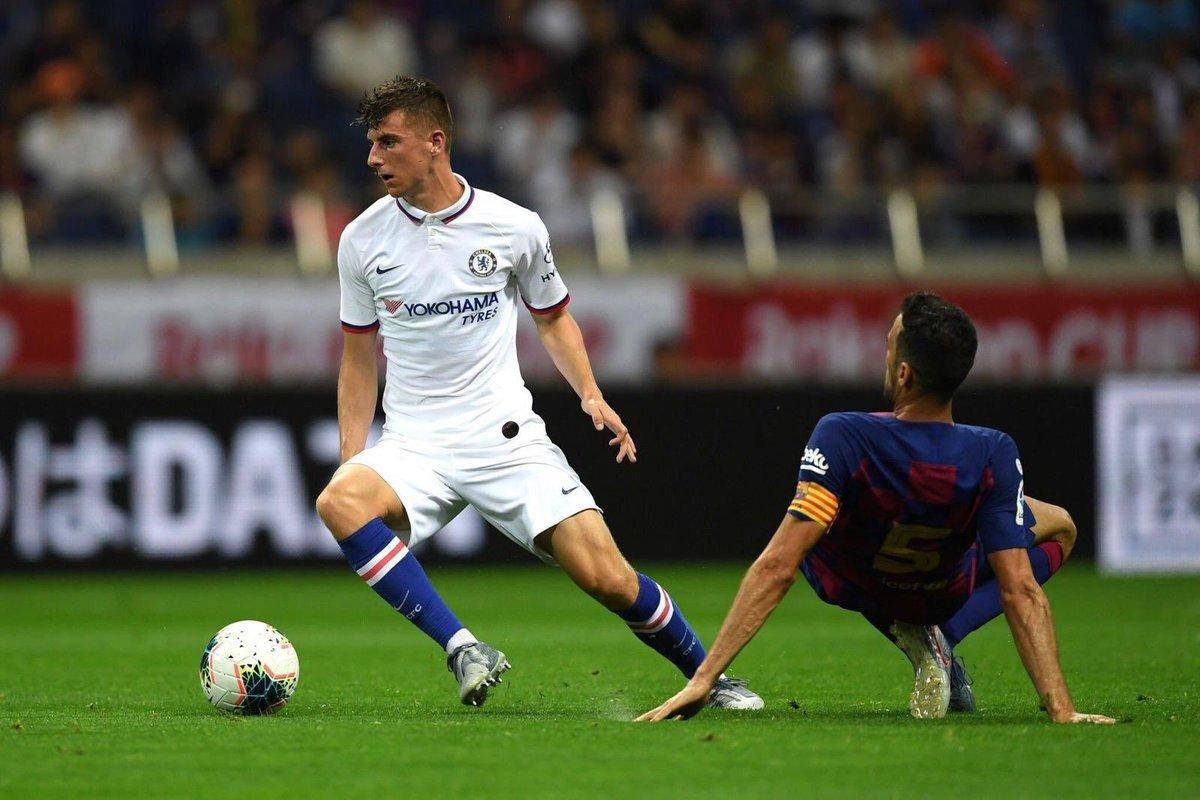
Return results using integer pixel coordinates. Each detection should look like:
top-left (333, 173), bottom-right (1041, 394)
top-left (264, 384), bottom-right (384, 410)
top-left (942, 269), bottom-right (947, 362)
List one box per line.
top-left (1055, 508), bottom-right (1077, 558)
top-left (576, 563), bottom-right (638, 609)
top-left (314, 484), bottom-right (347, 531)
top-left (315, 477), bottom-right (378, 539)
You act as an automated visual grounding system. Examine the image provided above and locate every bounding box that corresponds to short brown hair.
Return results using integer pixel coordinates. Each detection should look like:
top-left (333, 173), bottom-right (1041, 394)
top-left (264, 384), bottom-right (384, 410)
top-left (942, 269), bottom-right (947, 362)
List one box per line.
top-left (355, 75), bottom-right (453, 151)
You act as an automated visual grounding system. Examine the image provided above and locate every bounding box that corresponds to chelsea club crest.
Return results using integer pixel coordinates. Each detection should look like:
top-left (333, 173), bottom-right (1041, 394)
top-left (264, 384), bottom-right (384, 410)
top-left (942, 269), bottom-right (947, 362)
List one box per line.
top-left (468, 248), bottom-right (498, 277)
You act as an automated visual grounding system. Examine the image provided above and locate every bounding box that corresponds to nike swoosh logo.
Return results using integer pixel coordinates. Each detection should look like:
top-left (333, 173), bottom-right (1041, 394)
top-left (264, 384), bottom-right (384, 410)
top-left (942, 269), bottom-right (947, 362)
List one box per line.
top-left (376, 264), bottom-right (402, 274)
top-left (561, 486), bottom-right (579, 495)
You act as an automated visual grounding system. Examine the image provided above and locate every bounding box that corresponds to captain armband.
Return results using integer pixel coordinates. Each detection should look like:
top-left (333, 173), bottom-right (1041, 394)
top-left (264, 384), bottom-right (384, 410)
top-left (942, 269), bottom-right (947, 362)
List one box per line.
top-left (788, 482), bottom-right (840, 527)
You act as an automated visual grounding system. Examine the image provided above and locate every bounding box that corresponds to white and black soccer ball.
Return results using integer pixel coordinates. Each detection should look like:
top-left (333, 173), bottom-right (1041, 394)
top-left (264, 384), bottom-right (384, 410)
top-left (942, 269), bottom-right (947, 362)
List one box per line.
top-left (199, 620), bottom-right (299, 715)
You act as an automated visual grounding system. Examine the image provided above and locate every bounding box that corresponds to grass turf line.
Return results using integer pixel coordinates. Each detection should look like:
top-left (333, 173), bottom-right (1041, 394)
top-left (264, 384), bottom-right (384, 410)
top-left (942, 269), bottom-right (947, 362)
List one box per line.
top-left (1, 565), bottom-right (1197, 798)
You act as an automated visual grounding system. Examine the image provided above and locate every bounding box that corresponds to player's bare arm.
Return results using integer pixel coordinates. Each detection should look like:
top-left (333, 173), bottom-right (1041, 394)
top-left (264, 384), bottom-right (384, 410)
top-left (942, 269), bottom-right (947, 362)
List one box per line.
top-left (638, 509), bottom-right (826, 721)
top-left (989, 548), bottom-right (1114, 724)
top-left (532, 307), bottom-right (636, 463)
top-left (337, 329), bottom-right (379, 464)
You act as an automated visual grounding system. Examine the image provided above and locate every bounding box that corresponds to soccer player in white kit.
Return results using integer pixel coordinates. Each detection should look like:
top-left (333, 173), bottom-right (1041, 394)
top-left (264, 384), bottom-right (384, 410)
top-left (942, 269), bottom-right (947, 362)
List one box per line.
top-left (315, 76), bottom-right (762, 710)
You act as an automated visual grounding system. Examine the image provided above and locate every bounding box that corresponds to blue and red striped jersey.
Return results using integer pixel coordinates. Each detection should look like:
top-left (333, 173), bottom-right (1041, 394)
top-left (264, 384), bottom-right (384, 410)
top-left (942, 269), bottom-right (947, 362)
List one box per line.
top-left (789, 412), bottom-right (1033, 590)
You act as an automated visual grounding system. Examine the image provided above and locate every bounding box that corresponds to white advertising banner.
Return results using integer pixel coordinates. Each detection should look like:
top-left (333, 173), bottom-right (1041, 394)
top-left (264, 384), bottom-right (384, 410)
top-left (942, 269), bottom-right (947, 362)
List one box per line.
top-left (82, 275), bottom-right (683, 384)
top-left (1097, 376), bottom-right (1200, 573)
top-left (515, 274), bottom-right (683, 382)
top-left (83, 278), bottom-right (341, 383)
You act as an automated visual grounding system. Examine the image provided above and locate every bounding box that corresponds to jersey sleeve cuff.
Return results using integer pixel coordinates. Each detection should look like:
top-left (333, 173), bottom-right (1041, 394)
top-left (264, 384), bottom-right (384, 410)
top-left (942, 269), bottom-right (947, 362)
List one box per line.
top-left (787, 508), bottom-right (828, 526)
top-left (525, 293), bottom-right (570, 315)
top-left (341, 319), bottom-right (380, 333)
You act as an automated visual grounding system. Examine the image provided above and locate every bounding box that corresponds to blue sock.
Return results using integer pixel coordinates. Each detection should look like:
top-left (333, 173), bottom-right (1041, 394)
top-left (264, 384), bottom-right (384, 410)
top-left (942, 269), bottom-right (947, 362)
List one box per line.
top-left (338, 518), bottom-right (466, 650)
top-left (942, 542), bottom-right (1065, 648)
top-left (617, 573), bottom-right (706, 678)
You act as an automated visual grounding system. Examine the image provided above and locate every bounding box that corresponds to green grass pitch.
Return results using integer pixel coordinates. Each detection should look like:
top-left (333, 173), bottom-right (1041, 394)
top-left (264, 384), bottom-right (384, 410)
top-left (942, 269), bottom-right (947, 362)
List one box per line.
top-left (2, 565), bottom-right (1197, 798)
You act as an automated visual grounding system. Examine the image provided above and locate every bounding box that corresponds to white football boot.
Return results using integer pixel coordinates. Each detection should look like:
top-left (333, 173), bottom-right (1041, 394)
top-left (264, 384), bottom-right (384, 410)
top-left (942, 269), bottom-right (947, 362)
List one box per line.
top-left (890, 622), bottom-right (952, 719)
top-left (707, 676), bottom-right (765, 710)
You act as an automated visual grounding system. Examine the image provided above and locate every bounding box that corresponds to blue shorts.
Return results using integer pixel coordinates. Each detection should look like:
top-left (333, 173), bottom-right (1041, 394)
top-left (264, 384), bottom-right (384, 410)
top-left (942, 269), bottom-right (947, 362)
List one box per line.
top-left (800, 550), bottom-right (973, 626)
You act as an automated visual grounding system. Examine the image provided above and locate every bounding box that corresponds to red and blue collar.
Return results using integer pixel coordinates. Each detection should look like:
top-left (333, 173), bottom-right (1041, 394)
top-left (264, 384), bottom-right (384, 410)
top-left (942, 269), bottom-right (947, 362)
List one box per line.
top-left (395, 173), bottom-right (475, 225)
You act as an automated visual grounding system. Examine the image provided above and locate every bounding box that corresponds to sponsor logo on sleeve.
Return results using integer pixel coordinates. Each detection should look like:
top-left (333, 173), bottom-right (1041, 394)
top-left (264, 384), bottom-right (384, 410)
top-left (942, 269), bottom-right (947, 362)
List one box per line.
top-left (800, 446), bottom-right (829, 475)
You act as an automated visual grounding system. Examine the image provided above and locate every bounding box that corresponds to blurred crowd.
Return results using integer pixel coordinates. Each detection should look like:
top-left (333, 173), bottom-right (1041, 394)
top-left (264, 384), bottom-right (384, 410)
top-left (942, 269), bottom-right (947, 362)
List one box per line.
top-left (1, 0), bottom-right (1199, 247)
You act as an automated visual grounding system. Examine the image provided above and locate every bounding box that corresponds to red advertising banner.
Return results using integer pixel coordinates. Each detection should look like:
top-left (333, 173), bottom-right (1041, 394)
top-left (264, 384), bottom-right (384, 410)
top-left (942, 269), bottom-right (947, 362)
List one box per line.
top-left (686, 283), bottom-right (1200, 380)
top-left (0, 287), bottom-right (78, 379)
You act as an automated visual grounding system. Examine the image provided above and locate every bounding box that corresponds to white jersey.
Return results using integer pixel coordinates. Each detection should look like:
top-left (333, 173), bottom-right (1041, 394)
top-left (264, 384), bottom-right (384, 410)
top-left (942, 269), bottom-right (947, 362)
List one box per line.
top-left (338, 174), bottom-right (570, 447)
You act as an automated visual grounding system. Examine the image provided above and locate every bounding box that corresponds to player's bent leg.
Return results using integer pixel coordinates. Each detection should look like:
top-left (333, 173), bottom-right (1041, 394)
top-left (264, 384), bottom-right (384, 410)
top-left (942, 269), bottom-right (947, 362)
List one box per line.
top-left (539, 512), bottom-right (702, 676)
top-left (316, 464), bottom-right (408, 540)
top-left (536, 512), bottom-right (763, 710)
top-left (317, 466), bottom-right (505, 705)
top-left (1026, 496), bottom-right (1076, 561)
top-left (943, 500), bottom-right (1073, 650)
top-left (938, 497), bottom-right (1075, 712)
top-left (537, 510), bottom-right (639, 609)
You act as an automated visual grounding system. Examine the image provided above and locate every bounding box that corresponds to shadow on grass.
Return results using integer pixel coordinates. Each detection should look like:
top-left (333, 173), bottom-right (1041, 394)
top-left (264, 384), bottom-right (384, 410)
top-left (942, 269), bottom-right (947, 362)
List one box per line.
top-left (169, 702), bottom-right (1103, 727)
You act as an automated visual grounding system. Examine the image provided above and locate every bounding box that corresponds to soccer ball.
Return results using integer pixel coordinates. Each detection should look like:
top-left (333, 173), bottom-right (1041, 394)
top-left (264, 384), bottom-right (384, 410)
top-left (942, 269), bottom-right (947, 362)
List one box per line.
top-left (199, 620), bottom-right (299, 714)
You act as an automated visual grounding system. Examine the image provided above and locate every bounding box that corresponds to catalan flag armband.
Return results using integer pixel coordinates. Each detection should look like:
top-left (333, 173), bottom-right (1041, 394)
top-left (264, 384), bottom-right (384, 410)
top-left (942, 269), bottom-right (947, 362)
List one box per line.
top-left (788, 481), bottom-right (840, 527)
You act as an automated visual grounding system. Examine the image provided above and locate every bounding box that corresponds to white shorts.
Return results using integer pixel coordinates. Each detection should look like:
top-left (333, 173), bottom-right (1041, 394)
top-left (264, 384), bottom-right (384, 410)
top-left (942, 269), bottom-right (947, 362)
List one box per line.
top-left (346, 418), bottom-right (600, 563)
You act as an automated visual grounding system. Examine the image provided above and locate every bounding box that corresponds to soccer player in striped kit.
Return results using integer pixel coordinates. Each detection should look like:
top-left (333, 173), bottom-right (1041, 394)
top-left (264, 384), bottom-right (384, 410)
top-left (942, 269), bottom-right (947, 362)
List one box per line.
top-left (315, 76), bottom-right (760, 710)
top-left (640, 292), bottom-right (1114, 723)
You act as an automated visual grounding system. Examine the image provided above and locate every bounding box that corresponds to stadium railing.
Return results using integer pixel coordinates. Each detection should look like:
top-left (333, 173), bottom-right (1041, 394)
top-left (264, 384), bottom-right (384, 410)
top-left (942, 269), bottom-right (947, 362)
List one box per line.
top-left (2, 183), bottom-right (1198, 282)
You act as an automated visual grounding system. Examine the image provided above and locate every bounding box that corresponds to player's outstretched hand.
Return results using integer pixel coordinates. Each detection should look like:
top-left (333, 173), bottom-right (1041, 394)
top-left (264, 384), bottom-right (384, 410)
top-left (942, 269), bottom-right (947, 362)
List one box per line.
top-left (636, 681), bottom-right (710, 722)
top-left (583, 396), bottom-right (637, 463)
top-left (1053, 711), bottom-right (1117, 725)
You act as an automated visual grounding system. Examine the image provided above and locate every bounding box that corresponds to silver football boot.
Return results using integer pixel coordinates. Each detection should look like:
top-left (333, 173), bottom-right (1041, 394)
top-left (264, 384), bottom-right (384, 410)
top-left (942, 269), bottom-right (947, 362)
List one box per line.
top-left (890, 622), bottom-right (952, 719)
top-left (707, 676), bottom-right (765, 710)
top-left (948, 653), bottom-right (977, 713)
top-left (447, 641), bottom-right (511, 707)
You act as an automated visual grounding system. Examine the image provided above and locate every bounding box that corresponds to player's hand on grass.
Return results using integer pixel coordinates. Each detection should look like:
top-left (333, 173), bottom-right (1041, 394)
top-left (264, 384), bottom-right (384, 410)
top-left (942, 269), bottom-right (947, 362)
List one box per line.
top-left (636, 680), bottom-right (710, 722)
top-left (583, 395), bottom-right (637, 463)
top-left (1052, 711), bottom-right (1117, 725)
